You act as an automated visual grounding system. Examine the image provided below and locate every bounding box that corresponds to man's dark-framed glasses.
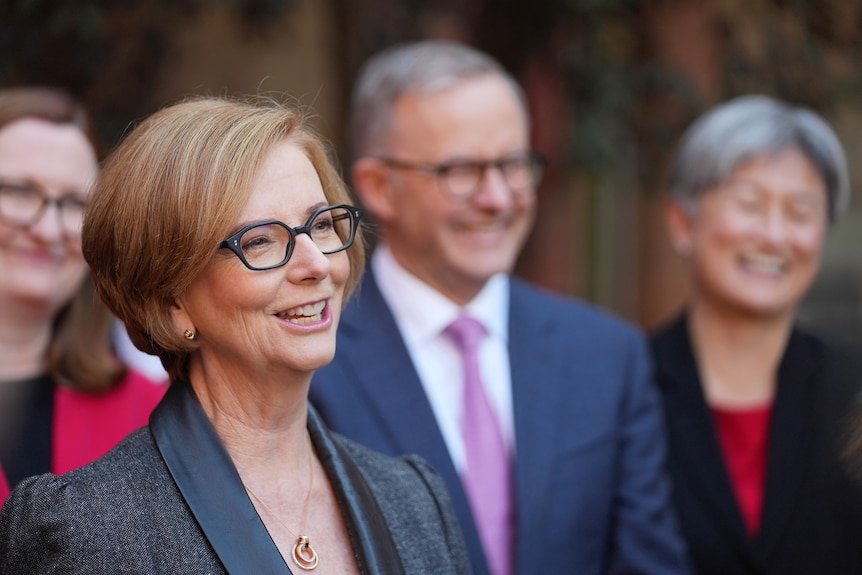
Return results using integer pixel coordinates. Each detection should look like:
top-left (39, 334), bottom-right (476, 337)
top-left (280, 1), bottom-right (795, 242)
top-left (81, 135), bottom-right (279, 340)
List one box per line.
top-left (377, 151), bottom-right (546, 199)
top-left (218, 204), bottom-right (362, 271)
top-left (0, 180), bottom-right (87, 236)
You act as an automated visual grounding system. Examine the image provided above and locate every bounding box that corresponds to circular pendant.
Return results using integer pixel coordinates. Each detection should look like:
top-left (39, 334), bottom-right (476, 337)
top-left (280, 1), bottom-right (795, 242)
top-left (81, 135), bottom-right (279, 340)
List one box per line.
top-left (292, 535), bottom-right (319, 571)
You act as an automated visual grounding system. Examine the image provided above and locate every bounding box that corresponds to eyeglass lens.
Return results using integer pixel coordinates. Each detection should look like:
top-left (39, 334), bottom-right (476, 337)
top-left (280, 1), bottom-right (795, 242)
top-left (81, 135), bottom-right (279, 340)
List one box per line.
top-left (0, 182), bottom-right (86, 234)
top-left (238, 205), bottom-right (356, 269)
top-left (443, 155), bottom-right (541, 197)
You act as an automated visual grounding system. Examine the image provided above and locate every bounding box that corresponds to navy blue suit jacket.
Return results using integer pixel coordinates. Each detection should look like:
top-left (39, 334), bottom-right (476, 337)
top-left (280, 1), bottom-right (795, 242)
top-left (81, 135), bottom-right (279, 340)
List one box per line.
top-left (311, 271), bottom-right (692, 575)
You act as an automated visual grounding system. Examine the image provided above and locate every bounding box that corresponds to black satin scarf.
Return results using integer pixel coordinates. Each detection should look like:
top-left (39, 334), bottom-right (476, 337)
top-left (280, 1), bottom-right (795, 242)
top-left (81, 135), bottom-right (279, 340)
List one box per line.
top-left (150, 382), bottom-right (405, 575)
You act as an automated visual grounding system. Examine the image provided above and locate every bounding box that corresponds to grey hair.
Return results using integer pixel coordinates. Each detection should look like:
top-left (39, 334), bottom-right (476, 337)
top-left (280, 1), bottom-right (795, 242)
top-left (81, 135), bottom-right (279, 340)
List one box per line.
top-left (349, 40), bottom-right (528, 158)
top-left (669, 94), bottom-right (850, 224)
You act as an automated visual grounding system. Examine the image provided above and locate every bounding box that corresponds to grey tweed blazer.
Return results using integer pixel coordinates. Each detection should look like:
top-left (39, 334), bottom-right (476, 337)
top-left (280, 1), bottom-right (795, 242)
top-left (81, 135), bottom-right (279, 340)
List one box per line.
top-left (0, 383), bottom-right (472, 574)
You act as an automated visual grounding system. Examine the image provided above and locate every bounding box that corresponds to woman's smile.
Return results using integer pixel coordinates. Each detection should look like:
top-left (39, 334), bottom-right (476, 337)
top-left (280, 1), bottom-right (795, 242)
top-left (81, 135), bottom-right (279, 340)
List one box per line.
top-left (275, 299), bottom-right (330, 327)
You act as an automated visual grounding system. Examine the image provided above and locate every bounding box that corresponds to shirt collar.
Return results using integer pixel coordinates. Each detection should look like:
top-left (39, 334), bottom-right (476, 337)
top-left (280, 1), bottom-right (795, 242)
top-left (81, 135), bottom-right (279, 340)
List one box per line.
top-left (371, 243), bottom-right (509, 345)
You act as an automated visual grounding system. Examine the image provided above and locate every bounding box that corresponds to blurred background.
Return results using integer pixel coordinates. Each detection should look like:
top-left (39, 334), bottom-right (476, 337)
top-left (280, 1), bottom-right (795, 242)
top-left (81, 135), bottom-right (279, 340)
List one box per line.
top-left (4, 0), bottom-right (861, 345)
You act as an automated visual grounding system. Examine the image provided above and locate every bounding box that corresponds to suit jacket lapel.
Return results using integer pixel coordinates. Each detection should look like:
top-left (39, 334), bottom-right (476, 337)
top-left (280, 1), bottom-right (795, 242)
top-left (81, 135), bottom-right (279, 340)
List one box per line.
top-left (337, 272), bottom-right (456, 475)
top-left (337, 272), bottom-right (490, 575)
top-left (150, 383), bottom-right (291, 574)
top-left (507, 280), bottom-right (564, 537)
top-left (151, 383), bottom-right (408, 575)
top-left (756, 330), bottom-right (819, 559)
top-left (654, 315), bottom-right (762, 570)
top-left (306, 406), bottom-right (406, 575)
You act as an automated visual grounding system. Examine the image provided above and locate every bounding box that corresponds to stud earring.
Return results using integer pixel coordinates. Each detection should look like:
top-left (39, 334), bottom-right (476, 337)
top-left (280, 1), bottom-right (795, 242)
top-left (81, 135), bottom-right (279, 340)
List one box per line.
top-left (183, 329), bottom-right (195, 341)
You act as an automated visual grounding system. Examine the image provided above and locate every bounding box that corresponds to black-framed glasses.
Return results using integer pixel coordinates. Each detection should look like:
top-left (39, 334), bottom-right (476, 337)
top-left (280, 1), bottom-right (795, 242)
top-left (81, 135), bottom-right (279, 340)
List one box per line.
top-left (218, 204), bottom-right (362, 271)
top-left (376, 151), bottom-right (545, 199)
top-left (0, 180), bottom-right (87, 236)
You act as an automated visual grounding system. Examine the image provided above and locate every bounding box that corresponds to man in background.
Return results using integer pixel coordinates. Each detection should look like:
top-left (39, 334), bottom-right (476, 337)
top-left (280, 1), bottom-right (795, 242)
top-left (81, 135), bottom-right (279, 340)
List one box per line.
top-left (310, 40), bottom-right (691, 575)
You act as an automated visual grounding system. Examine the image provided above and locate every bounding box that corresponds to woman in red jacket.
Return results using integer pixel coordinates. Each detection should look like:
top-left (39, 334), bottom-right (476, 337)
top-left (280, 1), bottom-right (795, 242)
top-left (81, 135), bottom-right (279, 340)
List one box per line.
top-left (0, 87), bottom-right (165, 505)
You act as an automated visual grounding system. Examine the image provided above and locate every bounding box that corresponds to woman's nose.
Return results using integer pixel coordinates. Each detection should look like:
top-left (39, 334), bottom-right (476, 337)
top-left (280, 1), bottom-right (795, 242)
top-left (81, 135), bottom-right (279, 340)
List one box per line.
top-left (25, 202), bottom-right (65, 243)
top-left (286, 233), bottom-right (332, 281)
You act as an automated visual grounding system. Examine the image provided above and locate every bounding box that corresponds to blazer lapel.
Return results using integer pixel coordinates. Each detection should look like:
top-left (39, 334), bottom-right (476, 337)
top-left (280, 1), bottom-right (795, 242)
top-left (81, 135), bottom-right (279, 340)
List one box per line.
top-left (306, 406), bottom-right (406, 575)
top-left (337, 273), bottom-right (457, 477)
top-left (150, 383), bottom-right (291, 574)
top-left (755, 330), bottom-right (819, 559)
top-left (654, 316), bottom-right (763, 570)
top-left (507, 281), bottom-right (565, 537)
top-left (151, 384), bottom-right (408, 575)
top-left (336, 272), bottom-right (490, 575)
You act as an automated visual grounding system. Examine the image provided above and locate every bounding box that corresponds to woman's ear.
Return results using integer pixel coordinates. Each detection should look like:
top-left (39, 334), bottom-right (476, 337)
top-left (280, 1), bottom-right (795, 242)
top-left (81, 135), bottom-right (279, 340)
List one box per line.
top-left (351, 158), bottom-right (397, 222)
top-left (664, 199), bottom-right (695, 258)
top-left (170, 297), bottom-right (194, 340)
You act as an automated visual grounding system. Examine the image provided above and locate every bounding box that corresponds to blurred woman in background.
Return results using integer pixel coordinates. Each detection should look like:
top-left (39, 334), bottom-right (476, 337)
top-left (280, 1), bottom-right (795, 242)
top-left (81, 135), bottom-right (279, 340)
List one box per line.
top-left (0, 87), bottom-right (165, 506)
top-left (650, 94), bottom-right (862, 574)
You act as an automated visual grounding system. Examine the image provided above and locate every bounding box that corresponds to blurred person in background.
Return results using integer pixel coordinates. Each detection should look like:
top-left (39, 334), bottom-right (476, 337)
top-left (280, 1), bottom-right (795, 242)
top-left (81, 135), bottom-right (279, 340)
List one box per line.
top-left (0, 96), bottom-right (471, 574)
top-left (112, 321), bottom-right (168, 382)
top-left (651, 94), bottom-right (862, 575)
top-left (0, 87), bottom-right (165, 507)
top-left (310, 39), bottom-right (691, 575)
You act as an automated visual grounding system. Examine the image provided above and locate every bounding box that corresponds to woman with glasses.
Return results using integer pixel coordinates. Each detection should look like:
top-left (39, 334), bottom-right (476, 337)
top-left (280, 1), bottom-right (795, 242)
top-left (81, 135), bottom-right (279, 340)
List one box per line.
top-left (650, 94), bottom-right (862, 574)
top-left (0, 96), bottom-right (471, 575)
top-left (0, 87), bottom-right (165, 508)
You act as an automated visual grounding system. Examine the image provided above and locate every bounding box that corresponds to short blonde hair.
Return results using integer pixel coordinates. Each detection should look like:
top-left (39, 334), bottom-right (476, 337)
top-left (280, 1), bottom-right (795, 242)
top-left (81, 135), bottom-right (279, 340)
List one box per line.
top-left (83, 96), bottom-right (365, 382)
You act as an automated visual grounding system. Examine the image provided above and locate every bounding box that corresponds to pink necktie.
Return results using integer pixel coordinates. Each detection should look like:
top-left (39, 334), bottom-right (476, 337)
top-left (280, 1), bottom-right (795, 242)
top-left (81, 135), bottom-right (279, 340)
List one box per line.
top-left (445, 314), bottom-right (513, 575)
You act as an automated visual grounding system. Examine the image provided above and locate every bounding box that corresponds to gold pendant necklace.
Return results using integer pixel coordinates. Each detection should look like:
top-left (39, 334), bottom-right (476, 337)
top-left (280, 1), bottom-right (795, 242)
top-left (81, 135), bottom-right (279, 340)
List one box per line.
top-left (244, 436), bottom-right (319, 571)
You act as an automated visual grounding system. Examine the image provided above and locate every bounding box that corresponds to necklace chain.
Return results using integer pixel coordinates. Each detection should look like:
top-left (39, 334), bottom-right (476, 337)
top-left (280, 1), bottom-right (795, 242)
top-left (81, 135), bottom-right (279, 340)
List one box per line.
top-left (244, 435), bottom-right (319, 571)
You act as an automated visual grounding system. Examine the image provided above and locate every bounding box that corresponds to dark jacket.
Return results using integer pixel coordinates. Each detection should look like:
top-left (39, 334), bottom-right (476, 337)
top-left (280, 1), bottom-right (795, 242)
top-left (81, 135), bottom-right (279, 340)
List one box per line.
top-left (312, 271), bottom-right (692, 575)
top-left (650, 314), bottom-right (862, 575)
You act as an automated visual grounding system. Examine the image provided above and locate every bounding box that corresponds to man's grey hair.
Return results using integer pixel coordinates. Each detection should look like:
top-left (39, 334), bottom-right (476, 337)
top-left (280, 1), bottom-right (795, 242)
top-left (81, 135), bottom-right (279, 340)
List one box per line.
top-left (669, 94), bottom-right (850, 224)
top-left (349, 40), bottom-right (528, 159)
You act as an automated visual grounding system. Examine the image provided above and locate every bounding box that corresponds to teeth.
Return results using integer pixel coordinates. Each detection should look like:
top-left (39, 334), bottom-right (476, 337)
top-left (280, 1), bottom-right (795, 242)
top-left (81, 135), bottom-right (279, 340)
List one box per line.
top-left (462, 220), bottom-right (502, 232)
top-left (742, 255), bottom-right (786, 275)
top-left (278, 301), bottom-right (326, 324)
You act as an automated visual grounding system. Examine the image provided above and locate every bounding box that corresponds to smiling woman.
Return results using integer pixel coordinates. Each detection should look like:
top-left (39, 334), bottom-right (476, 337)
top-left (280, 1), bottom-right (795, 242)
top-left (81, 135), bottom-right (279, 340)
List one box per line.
top-left (0, 87), bottom-right (165, 508)
top-left (0, 95), bottom-right (470, 575)
top-left (649, 94), bottom-right (862, 575)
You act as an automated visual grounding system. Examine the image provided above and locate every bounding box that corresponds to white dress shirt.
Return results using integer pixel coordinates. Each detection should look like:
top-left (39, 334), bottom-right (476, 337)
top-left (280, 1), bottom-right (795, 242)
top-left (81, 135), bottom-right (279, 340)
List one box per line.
top-left (372, 243), bottom-right (515, 472)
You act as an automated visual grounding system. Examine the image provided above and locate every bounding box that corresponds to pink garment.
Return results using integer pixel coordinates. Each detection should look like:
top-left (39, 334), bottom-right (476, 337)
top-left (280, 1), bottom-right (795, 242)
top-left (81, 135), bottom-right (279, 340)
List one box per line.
top-left (445, 314), bottom-right (514, 575)
top-left (0, 471), bottom-right (7, 505)
top-left (0, 370), bottom-right (166, 507)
